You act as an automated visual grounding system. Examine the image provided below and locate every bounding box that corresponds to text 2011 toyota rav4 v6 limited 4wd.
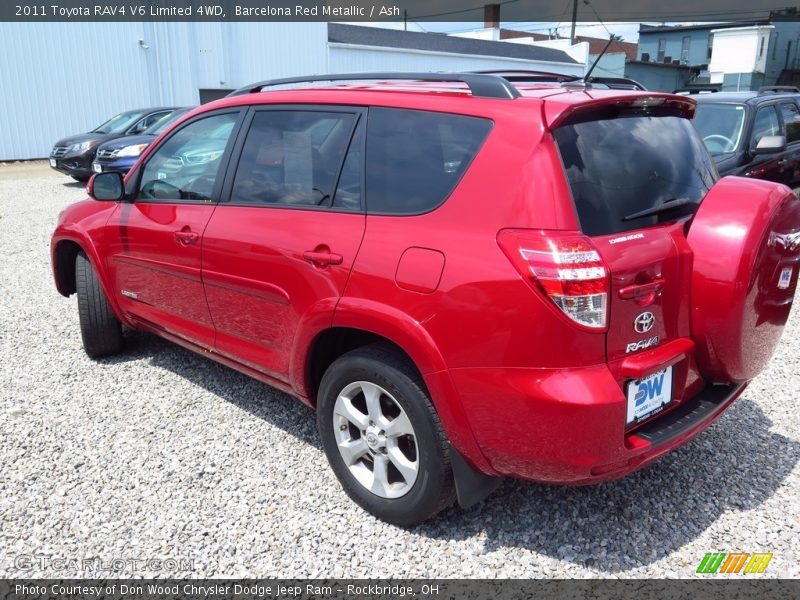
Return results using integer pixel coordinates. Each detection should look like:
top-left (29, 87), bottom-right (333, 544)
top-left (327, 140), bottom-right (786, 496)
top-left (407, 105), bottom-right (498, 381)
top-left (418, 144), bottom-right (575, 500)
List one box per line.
top-left (51, 72), bottom-right (800, 525)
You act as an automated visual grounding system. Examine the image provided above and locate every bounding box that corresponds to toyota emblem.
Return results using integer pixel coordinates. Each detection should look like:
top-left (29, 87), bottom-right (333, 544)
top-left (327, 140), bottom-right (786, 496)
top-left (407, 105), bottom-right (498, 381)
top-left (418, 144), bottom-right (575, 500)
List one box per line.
top-left (634, 312), bottom-right (656, 334)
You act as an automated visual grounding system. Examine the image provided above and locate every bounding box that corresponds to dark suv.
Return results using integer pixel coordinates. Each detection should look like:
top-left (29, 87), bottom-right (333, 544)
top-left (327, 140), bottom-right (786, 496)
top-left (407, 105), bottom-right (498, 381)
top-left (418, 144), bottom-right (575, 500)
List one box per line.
top-left (692, 86), bottom-right (800, 186)
top-left (49, 107), bottom-right (179, 181)
top-left (51, 73), bottom-right (800, 525)
top-left (92, 107), bottom-right (194, 176)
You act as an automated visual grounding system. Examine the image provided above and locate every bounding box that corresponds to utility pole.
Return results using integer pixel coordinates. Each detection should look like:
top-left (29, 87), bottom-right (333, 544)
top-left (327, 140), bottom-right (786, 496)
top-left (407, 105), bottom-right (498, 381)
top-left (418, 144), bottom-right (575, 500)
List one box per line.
top-left (570, 0), bottom-right (578, 44)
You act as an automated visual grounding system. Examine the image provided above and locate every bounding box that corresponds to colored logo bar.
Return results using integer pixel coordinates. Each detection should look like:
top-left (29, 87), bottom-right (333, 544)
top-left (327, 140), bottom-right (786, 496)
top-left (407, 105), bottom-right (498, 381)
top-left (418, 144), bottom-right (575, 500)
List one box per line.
top-left (696, 552), bottom-right (773, 574)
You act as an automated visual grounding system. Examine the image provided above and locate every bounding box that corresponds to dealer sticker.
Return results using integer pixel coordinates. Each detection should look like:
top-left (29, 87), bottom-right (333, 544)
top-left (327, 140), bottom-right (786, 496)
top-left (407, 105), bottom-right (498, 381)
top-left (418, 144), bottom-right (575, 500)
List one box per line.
top-left (778, 266), bottom-right (793, 290)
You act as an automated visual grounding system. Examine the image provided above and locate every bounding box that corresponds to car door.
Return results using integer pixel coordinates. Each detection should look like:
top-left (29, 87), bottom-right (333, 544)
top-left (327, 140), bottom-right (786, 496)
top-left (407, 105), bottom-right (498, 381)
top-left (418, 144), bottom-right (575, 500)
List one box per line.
top-left (201, 106), bottom-right (366, 381)
top-left (744, 104), bottom-right (786, 184)
top-left (104, 109), bottom-right (243, 347)
top-left (778, 100), bottom-right (800, 186)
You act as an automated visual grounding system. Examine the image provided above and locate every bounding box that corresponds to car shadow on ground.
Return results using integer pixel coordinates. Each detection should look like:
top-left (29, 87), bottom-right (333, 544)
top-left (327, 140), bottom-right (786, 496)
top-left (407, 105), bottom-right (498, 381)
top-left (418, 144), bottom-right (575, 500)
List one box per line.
top-left (61, 180), bottom-right (87, 188)
top-left (102, 331), bottom-right (798, 574)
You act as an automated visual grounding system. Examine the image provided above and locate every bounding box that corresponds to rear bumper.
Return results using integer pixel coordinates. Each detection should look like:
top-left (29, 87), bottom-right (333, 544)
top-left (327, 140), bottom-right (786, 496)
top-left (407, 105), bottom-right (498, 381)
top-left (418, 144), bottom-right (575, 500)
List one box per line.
top-left (449, 363), bottom-right (746, 483)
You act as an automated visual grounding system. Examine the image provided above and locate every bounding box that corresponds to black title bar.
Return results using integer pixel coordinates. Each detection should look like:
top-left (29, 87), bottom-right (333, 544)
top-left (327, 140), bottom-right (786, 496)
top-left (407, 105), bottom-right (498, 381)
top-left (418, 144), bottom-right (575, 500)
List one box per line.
top-left (2, 0), bottom-right (800, 22)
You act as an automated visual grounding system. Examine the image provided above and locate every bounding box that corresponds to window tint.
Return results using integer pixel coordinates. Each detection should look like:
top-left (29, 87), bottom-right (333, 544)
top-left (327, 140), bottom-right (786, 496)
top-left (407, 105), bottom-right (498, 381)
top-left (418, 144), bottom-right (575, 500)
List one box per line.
top-left (333, 118), bottom-right (364, 211)
top-left (138, 113), bottom-right (237, 203)
top-left (780, 102), bottom-right (800, 144)
top-left (365, 108), bottom-right (491, 215)
top-left (752, 106), bottom-right (781, 147)
top-left (554, 110), bottom-right (717, 236)
top-left (230, 111), bottom-right (356, 207)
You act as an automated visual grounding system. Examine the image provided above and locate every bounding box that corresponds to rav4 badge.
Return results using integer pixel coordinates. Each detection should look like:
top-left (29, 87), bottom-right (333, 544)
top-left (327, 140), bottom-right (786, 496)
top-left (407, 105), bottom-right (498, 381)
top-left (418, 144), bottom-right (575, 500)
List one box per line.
top-left (626, 336), bottom-right (660, 353)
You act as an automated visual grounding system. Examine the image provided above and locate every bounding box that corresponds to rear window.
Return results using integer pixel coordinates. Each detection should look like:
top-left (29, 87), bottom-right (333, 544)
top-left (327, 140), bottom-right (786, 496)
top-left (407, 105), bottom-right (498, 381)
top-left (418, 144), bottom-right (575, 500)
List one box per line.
top-left (366, 108), bottom-right (492, 215)
top-left (553, 109), bottom-right (717, 236)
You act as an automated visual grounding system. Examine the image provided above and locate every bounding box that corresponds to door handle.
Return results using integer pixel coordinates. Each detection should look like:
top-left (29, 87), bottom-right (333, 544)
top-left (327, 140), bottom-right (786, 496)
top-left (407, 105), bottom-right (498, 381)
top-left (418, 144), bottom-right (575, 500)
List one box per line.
top-left (174, 228), bottom-right (199, 244)
top-left (303, 250), bottom-right (343, 267)
top-left (778, 158), bottom-right (790, 167)
top-left (619, 279), bottom-right (665, 300)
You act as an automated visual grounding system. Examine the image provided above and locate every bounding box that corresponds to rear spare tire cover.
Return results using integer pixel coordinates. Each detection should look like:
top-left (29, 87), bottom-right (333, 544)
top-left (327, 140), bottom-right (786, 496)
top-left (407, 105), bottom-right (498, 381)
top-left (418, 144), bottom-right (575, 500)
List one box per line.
top-left (687, 176), bottom-right (800, 383)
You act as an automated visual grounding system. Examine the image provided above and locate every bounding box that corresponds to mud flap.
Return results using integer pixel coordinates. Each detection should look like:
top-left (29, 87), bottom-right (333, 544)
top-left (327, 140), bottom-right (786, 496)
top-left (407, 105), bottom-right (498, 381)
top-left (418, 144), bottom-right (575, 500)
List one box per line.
top-left (449, 444), bottom-right (503, 508)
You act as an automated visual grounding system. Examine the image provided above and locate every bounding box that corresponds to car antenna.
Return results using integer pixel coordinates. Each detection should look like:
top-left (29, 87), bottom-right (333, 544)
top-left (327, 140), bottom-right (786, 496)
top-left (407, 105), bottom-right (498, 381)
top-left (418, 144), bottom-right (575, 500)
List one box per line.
top-left (564, 38), bottom-right (613, 89)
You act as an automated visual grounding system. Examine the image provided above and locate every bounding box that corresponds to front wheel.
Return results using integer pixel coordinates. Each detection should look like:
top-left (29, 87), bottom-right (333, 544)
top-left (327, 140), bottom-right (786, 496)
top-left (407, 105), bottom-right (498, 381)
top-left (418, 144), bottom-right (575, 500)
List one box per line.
top-left (317, 344), bottom-right (455, 526)
top-left (75, 252), bottom-right (123, 358)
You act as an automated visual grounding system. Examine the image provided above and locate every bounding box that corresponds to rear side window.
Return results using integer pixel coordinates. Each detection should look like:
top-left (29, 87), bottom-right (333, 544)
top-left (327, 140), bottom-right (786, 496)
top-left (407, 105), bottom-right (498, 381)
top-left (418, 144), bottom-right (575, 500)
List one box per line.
top-left (230, 110), bottom-right (356, 207)
top-left (366, 108), bottom-right (492, 215)
top-left (553, 110), bottom-right (717, 236)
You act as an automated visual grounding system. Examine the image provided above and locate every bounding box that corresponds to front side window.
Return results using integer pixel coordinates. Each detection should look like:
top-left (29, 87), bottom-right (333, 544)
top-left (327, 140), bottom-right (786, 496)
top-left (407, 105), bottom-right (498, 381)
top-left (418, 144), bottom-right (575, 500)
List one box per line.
top-left (779, 102), bottom-right (800, 144)
top-left (137, 112), bottom-right (238, 203)
top-left (751, 105), bottom-right (782, 148)
top-left (365, 108), bottom-right (492, 215)
top-left (554, 109), bottom-right (717, 236)
top-left (230, 110), bottom-right (357, 207)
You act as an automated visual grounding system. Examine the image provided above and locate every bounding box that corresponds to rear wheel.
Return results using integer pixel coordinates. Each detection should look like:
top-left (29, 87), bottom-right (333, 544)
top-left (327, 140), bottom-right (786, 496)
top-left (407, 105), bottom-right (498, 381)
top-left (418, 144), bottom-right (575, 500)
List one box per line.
top-left (317, 344), bottom-right (455, 526)
top-left (75, 252), bottom-right (123, 358)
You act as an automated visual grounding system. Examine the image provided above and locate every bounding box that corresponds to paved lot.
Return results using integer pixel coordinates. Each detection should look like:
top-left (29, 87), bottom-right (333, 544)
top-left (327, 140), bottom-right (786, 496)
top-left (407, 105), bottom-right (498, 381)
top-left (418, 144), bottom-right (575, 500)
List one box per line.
top-left (1, 162), bottom-right (798, 578)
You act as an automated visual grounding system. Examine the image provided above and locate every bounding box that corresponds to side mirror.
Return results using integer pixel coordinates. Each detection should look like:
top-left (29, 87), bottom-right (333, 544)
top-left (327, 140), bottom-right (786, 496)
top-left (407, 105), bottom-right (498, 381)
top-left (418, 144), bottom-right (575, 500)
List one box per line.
top-left (88, 172), bottom-right (125, 201)
top-left (754, 135), bottom-right (786, 154)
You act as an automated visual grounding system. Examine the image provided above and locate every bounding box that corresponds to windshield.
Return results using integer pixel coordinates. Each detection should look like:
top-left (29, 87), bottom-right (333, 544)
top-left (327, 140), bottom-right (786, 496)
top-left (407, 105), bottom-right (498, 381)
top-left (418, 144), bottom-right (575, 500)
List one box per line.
top-left (554, 109), bottom-right (718, 236)
top-left (144, 109), bottom-right (192, 136)
top-left (693, 103), bottom-right (747, 155)
top-left (92, 111), bottom-right (142, 134)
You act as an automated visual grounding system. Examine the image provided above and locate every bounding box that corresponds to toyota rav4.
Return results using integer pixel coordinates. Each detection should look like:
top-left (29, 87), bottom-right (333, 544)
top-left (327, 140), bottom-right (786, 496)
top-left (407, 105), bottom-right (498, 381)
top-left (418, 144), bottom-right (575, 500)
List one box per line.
top-left (51, 72), bottom-right (800, 525)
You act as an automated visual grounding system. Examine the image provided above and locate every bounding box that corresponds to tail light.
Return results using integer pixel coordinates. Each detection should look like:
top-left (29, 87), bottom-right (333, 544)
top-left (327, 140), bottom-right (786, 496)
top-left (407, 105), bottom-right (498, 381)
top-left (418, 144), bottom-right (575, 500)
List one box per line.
top-left (497, 229), bottom-right (609, 329)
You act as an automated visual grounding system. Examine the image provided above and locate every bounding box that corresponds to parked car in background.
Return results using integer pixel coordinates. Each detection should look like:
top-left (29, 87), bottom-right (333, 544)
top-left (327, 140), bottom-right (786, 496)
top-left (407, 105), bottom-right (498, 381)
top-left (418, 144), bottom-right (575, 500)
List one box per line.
top-left (49, 107), bottom-right (180, 181)
top-left (692, 86), bottom-right (800, 186)
top-left (92, 107), bottom-right (195, 176)
top-left (51, 72), bottom-right (800, 525)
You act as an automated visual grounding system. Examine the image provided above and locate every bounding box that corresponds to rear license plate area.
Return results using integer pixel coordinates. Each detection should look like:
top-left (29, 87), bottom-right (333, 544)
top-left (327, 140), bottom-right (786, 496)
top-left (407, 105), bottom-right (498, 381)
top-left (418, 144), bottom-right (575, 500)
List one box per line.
top-left (626, 366), bottom-right (673, 426)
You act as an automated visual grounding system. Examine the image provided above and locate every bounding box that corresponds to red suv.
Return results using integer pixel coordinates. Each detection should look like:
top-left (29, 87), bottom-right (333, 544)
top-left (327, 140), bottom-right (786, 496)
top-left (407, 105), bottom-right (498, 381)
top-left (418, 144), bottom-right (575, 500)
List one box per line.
top-left (51, 72), bottom-right (800, 525)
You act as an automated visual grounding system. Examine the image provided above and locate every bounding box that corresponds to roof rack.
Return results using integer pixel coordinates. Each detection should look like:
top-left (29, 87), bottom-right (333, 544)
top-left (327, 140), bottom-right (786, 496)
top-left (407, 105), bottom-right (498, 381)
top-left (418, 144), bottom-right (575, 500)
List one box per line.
top-left (472, 70), bottom-right (646, 91)
top-left (470, 69), bottom-right (580, 83)
top-left (758, 85), bottom-right (800, 94)
top-left (227, 72), bottom-right (520, 100)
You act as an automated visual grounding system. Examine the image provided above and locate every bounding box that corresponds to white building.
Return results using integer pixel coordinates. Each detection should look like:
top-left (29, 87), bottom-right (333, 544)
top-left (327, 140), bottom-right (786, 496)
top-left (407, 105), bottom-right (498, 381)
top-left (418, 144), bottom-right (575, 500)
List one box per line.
top-left (708, 25), bottom-right (775, 89)
top-left (0, 23), bottom-right (580, 160)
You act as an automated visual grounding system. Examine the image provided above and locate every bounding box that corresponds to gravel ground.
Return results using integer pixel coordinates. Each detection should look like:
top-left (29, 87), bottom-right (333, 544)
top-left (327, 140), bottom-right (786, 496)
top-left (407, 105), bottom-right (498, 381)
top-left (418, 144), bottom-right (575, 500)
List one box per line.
top-left (1, 162), bottom-right (798, 578)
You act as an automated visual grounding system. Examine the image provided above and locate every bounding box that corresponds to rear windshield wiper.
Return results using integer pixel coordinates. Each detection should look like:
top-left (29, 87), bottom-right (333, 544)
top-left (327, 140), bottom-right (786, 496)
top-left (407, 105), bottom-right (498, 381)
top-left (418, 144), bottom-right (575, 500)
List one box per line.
top-left (622, 198), bottom-right (698, 222)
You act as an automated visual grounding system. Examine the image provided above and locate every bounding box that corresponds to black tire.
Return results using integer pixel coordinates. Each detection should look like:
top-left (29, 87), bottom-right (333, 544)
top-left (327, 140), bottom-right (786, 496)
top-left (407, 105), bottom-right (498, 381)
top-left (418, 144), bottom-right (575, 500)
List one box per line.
top-left (317, 344), bottom-right (455, 526)
top-left (75, 252), bottom-right (123, 358)
top-left (71, 175), bottom-right (90, 182)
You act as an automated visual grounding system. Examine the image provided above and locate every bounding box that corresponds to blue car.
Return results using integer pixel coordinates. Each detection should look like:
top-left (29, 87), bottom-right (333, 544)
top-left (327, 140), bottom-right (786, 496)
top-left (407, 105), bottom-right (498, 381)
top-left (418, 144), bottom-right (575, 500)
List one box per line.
top-left (92, 107), bottom-right (194, 175)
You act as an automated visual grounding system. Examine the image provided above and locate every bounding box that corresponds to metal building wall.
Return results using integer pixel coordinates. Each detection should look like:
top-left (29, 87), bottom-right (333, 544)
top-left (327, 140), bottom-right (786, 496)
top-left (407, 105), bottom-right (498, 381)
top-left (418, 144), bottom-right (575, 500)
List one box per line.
top-left (328, 44), bottom-right (584, 77)
top-left (0, 23), bottom-right (328, 160)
